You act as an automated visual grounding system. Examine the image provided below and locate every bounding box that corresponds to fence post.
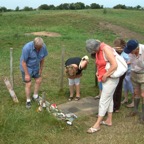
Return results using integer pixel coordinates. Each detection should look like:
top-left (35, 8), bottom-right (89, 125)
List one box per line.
top-left (10, 48), bottom-right (14, 89)
top-left (60, 48), bottom-right (65, 90)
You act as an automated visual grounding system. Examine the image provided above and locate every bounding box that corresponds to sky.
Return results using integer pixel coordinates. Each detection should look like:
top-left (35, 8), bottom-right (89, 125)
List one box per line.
top-left (0, 0), bottom-right (143, 10)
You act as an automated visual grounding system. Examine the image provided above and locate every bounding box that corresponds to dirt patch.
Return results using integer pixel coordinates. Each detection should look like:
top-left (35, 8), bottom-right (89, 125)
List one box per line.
top-left (25, 31), bottom-right (61, 37)
top-left (99, 22), bottom-right (144, 41)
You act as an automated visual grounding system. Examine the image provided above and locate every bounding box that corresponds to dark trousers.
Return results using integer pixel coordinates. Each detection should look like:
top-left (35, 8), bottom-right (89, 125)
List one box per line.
top-left (113, 73), bottom-right (126, 112)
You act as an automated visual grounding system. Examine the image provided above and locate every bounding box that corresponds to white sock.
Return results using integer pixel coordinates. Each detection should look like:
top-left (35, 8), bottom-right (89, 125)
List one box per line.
top-left (33, 94), bottom-right (38, 99)
top-left (27, 99), bottom-right (31, 102)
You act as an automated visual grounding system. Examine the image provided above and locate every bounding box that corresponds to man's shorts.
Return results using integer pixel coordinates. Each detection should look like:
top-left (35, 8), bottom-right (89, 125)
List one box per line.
top-left (21, 70), bottom-right (41, 83)
top-left (131, 71), bottom-right (144, 91)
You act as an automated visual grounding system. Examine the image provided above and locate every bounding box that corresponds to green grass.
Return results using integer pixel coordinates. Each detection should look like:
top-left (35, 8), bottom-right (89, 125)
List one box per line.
top-left (0, 9), bottom-right (144, 144)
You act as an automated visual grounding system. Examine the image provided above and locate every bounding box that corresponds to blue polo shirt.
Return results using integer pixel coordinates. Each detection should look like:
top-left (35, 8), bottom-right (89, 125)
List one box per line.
top-left (20, 41), bottom-right (48, 73)
top-left (121, 51), bottom-right (131, 72)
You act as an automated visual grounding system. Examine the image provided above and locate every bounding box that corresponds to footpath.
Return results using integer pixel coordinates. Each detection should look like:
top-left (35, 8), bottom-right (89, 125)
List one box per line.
top-left (57, 96), bottom-right (99, 117)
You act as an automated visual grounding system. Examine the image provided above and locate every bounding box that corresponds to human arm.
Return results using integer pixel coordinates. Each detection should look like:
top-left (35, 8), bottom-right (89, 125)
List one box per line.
top-left (22, 60), bottom-right (30, 82)
top-left (102, 47), bottom-right (118, 82)
top-left (127, 61), bottom-right (131, 65)
top-left (39, 58), bottom-right (44, 75)
top-left (114, 47), bottom-right (123, 54)
top-left (39, 44), bottom-right (48, 75)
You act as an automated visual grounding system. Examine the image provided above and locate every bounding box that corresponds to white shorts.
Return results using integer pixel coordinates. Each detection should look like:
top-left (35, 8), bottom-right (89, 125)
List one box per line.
top-left (68, 78), bottom-right (80, 86)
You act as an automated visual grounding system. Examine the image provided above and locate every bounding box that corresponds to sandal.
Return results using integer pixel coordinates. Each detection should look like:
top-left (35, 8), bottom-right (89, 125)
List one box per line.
top-left (87, 127), bottom-right (100, 134)
top-left (126, 102), bottom-right (134, 108)
top-left (94, 95), bottom-right (100, 99)
top-left (68, 96), bottom-right (73, 101)
top-left (100, 121), bottom-right (112, 126)
top-left (75, 97), bottom-right (80, 101)
top-left (121, 99), bottom-right (128, 104)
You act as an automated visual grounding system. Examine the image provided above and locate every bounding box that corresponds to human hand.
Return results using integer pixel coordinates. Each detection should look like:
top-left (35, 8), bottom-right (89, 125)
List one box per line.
top-left (96, 72), bottom-right (98, 76)
top-left (102, 75), bottom-right (107, 82)
top-left (25, 74), bottom-right (30, 82)
top-left (39, 69), bottom-right (42, 75)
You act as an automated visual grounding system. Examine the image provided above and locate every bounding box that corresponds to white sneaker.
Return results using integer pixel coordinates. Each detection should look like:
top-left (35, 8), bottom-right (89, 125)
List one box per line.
top-left (26, 101), bottom-right (31, 109)
top-left (33, 96), bottom-right (40, 105)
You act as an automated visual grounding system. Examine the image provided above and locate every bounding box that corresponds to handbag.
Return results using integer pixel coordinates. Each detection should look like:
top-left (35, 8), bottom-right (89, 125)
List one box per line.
top-left (104, 49), bottom-right (128, 78)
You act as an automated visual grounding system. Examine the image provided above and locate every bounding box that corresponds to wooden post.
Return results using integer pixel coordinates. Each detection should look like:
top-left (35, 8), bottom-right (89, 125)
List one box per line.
top-left (10, 48), bottom-right (14, 89)
top-left (60, 48), bottom-right (65, 90)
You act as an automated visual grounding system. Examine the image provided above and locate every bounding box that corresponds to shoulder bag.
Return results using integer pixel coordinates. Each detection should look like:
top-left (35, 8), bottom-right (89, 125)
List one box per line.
top-left (104, 49), bottom-right (128, 78)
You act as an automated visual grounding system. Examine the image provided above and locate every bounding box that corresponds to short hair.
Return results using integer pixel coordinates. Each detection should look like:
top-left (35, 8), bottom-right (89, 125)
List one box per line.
top-left (113, 38), bottom-right (126, 49)
top-left (65, 65), bottom-right (77, 77)
top-left (34, 37), bottom-right (44, 47)
top-left (86, 39), bottom-right (101, 54)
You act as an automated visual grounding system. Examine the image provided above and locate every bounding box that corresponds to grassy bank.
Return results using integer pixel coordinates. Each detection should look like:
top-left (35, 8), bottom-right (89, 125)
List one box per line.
top-left (0, 9), bottom-right (144, 144)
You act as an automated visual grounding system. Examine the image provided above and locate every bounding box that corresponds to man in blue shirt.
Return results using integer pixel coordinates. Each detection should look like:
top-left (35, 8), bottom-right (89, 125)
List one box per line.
top-left (20, 37), bottom-right (48, 108)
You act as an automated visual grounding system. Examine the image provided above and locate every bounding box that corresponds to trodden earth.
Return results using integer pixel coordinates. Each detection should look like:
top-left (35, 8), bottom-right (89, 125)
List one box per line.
top-left (25, 22), bottom-right (144, 40)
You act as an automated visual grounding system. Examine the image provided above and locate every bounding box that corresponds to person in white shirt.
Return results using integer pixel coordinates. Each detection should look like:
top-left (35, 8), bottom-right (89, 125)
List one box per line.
top-left (124, 39), bottom-right (144, 123)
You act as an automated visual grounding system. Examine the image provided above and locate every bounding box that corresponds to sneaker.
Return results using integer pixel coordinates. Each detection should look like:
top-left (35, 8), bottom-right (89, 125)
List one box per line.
top-left (126, 102), bottom-right (134, 108)
top-left (26, 101), bottom-right (31, 109)
top-left (33, 96), bottom-right (40, 102)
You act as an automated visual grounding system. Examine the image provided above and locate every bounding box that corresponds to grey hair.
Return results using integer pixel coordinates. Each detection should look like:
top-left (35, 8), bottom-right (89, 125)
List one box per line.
top-left (34, 37), bottom-right (44, 46)
top-left (86, 39), bottom-right (101, 53)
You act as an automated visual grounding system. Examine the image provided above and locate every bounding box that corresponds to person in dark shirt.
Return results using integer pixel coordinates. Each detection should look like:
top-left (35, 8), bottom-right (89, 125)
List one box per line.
top-left (65, 56), bottom-right (89, 101)
top-left (113, 38), bottom-right (127, 113)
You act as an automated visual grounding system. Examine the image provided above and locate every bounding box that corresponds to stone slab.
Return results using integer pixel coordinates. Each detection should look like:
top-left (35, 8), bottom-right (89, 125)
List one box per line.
top-left (57, 96), bottom-right (99, 117)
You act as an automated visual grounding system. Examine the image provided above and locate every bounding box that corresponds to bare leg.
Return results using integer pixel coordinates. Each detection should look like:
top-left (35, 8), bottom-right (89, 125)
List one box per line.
top-left (68, 85), bottom-right (74, 101)
top-left (69, 85), bottom-right (74, 97)
top-left (75, 84), bottom-right (80, 101)
top-left (75, 84), bottom-right (80, 97)
top-left (25, 81), bottom-right (31, 101)
top-left (92, 116), bottom-right (104, 129)
top-left (127, 93), bottom-right (134, 108)
top-left (93, 112), bottom-right (112, 128)
top-left (25, 81), bottom-right (32, 108)
top-left (34, 77), bottom-right (42, 95)
top-left (104, 112), bottom-right (112, 125)
top-left (121, 91), bottom-right (128, 104)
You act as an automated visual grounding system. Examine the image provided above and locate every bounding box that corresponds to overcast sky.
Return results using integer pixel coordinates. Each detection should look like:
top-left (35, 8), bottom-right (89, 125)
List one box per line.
top-left (0, 0), bottom-right (143, 10)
